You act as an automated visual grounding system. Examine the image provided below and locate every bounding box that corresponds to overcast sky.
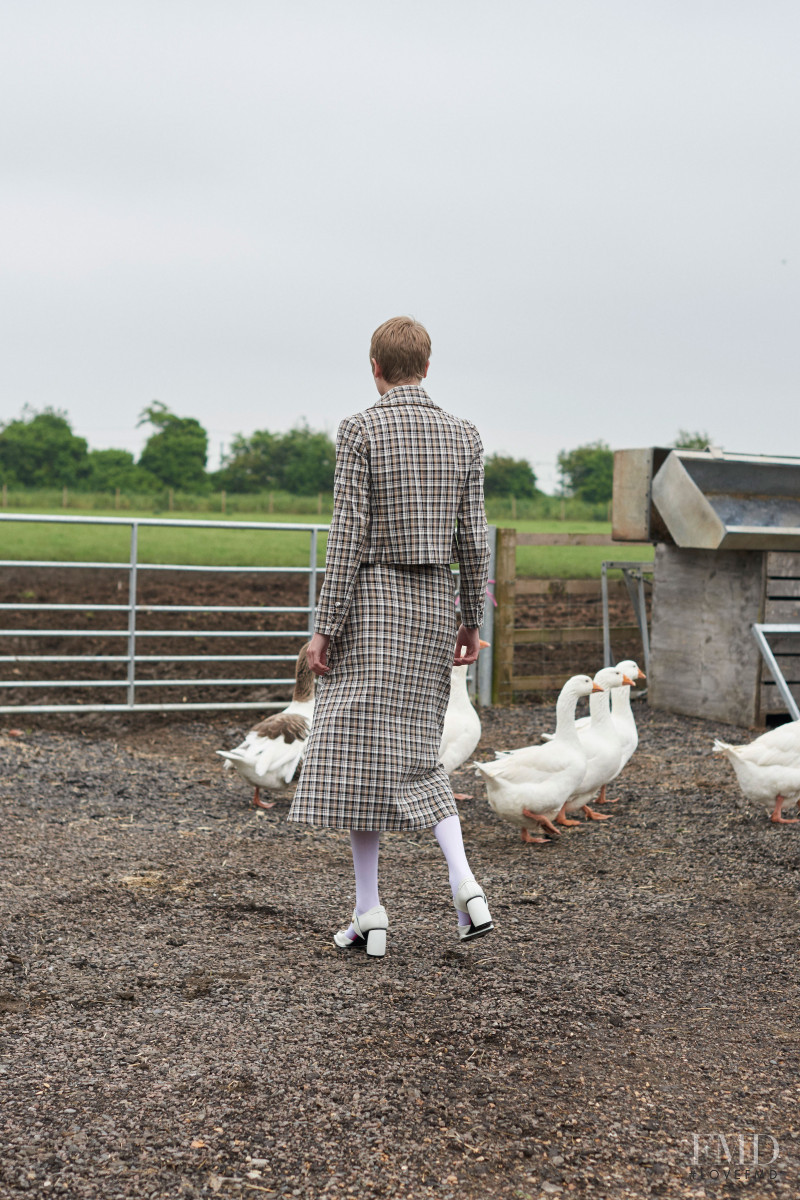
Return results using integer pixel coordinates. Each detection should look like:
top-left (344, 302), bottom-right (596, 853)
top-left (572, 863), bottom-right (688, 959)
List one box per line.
top-left (2, 1), bottom-right (798, 492)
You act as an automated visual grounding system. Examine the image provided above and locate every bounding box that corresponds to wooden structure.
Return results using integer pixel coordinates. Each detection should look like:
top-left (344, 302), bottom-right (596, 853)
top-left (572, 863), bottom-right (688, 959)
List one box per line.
top-left (613, 448), bottom-right (800, 727)
top-left (490, 529), bottom-right (649, 705)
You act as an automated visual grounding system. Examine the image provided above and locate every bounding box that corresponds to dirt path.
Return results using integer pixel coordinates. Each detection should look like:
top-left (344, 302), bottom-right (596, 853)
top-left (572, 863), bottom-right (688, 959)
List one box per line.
top-left (2, 702), bottom-right (799, 1199)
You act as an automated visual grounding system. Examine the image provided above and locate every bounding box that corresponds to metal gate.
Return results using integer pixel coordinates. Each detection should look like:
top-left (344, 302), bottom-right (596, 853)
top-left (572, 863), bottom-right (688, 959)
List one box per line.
top-left (0, 513), bottom-right (493, 714)
top-left (0, 513), bottom-right (326, 714)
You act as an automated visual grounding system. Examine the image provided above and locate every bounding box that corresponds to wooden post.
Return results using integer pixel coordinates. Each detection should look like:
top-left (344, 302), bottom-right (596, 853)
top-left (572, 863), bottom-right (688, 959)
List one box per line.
top-left (62, 486), bottom-right (68, 508)
top-left (2, 483), bottom-right (6, 507)
top-left (168, 488), bottom-right (174, 512)
top-left (492, 527), bottom-right (517, 705)
top-left (115, 487), bottom-right (121, 510)
top-left (221, 489), bottom-right (226, 515)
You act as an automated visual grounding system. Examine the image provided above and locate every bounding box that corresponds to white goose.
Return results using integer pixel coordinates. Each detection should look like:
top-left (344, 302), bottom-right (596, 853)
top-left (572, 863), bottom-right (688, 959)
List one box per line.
top-left (713, 719), bottom-right (800, 824)
top-left (542, 659), bottom-right (645, 805)
top-left (438, 640), bottom-right (490, 800)
top-left (217, 641), bottom-right (314, 809)
top-left (556, 666), bottom-right (635, 825)
top-left (472, 675), bottom-right (602, 843)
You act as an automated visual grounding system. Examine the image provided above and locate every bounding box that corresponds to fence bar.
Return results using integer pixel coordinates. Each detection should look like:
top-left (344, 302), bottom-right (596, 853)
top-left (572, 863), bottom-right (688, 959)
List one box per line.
top-left (752, 623), bottom-right (800, 721)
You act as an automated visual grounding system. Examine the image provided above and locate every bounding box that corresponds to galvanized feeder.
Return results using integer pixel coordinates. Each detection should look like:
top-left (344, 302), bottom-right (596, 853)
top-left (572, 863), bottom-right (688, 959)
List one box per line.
top-left (613, 448), bottom-right (800, 727)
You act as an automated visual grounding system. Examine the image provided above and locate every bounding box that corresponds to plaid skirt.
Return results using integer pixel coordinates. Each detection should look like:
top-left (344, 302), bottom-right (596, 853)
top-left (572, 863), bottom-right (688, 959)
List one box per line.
top-left (288, 563), bottom-right (459, 831)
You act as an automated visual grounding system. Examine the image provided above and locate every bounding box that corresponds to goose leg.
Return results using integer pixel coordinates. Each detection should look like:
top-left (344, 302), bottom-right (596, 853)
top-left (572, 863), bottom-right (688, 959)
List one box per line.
top-left (593, 784), bottom-right (617, 805)
top-left (522, 808), bottom-right (560, 837)
top-left (554, 802), bottom-right (581, 828)
top-left (520, 828), bottom-right (551, 845)
top-left (252, 787), bottom-right (275, 810)
top-left (581, 805), bottom-right (611, 821)
top-left (770, 795), bottom-right (799, 824)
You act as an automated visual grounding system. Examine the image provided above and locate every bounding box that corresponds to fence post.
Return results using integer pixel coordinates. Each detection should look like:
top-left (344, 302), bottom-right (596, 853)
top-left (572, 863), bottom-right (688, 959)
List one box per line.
top-left (221, 490), bottom-right (226, 515)
top-left (2, 483), bottom-right (6, 508)
top-left (492, 527), bottom-right (516, 705)
top-left (62, 486), bottom-right (68, 508)
top-left (477, 526), bottom-right (497, 708)
top-left (126, 523), bottom-right (139, 708)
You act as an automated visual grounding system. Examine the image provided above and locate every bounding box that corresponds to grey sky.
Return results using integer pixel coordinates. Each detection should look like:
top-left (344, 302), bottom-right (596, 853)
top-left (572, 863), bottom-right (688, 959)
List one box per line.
top-left (2, 1), bottom-right (798, 492)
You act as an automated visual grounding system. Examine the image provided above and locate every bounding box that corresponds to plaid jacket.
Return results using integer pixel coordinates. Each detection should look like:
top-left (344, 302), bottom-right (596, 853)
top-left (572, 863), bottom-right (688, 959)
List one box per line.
top-left (315, 385), bottom-right (489, 637)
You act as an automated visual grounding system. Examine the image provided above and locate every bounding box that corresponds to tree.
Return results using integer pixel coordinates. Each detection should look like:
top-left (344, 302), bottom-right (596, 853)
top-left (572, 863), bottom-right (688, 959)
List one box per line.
top-left (138, 401), bottom-right (209, 491)
top-left (673, 429), bottom-right (712, 450)
top-left (557, 440), bottom-right (614, 503)
top-left (216, 423), bottom-right (335, 494)
top-left (84, 448), bottom-right (159, 493)
top-left (483, 454), bottom-right (538, 498)
top-left (276, 423), bottom-right (336, 494)
top-left (0, 407), bottom-right (89, 487)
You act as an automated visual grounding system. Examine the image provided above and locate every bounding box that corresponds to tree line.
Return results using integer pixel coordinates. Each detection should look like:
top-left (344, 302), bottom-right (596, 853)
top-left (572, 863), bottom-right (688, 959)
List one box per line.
top-left (0, 404), bottom-right (711, 502)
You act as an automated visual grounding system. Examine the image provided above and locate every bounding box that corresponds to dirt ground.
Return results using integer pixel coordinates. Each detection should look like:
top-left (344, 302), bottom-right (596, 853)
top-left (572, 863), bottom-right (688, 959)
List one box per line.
top-left (2, 694), bottom-right (800, 1200)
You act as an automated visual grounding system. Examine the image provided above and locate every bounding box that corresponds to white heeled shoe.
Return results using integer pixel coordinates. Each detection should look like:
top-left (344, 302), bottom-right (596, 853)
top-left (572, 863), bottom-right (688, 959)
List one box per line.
top-left (454, 878), bottom-right (493, 942)
top-left (333, 905), bottom-right (388, 957)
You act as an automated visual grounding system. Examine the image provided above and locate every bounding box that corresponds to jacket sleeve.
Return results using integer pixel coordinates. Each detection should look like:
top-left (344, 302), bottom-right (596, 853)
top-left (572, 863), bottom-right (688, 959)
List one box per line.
top-left (314, 416), bottom-right (371, 637)
top-left (454, 425), bottom-right (490, 628)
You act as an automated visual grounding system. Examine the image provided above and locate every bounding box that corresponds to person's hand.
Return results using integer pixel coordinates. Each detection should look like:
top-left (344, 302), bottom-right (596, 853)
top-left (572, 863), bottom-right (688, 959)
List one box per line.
top-left (306, 632), bottom-right (332, 676)
top-left (453, 624), bottom-right (480, 665)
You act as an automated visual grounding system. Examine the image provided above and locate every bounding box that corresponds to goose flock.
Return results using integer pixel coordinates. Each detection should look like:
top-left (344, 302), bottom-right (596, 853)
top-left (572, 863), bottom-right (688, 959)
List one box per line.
top-left (217, 643), bottom-right (800, 832)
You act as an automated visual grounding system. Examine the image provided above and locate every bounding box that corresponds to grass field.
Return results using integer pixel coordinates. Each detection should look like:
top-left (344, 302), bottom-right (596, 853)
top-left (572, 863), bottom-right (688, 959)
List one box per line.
top-left (0, 510), bottom-right (653, 577)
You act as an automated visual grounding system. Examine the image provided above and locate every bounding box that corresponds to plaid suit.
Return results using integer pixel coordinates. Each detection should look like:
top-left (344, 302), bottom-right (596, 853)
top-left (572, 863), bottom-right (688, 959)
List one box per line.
top-left (289, 385), bottom-right (490, 831)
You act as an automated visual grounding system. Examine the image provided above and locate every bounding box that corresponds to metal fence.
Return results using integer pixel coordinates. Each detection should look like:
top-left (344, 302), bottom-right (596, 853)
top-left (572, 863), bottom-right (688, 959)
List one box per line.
top-left (0, 513), bottom-right (492, 714)
top-left (0, 513), bottom-right (326, 714)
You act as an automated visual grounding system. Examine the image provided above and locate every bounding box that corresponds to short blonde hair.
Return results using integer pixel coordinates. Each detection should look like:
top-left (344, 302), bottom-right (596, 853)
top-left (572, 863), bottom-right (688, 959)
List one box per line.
top-left (369, 316), bottom-right (431, 384)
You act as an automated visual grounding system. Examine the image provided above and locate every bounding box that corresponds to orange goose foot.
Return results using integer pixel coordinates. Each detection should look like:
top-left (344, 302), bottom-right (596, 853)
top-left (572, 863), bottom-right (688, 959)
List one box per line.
top-left (521, 808), bottom-right (560, 837)
top-left (252, 788), bottom-right (276, 810)
top-left (593, 785), bottom-right (617, 805)
top-left (582, 805), bottom-right (611, 821)
top-left (520, 828), bottom-right (551, 844)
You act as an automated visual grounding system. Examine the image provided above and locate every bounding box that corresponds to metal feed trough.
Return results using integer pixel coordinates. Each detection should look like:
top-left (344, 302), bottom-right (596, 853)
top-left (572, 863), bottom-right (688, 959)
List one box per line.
top-left (612, 448), bottom-right (800, 727)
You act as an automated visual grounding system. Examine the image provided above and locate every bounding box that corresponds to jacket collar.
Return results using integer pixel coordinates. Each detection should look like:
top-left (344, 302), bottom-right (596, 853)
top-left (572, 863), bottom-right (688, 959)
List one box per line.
top-left (372, 384), bottom-right (440, 409)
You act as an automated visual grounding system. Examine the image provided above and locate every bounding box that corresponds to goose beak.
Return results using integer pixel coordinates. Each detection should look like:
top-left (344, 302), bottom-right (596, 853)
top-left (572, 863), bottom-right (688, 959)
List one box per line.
top-left (637, 669), bottom-right (647, 681)
top-left (479, 639), bottom-right (491, 648)
top-left (622, 674), bottom-right (635, 686)
top-left (591, 682), bottom-right (605, 693)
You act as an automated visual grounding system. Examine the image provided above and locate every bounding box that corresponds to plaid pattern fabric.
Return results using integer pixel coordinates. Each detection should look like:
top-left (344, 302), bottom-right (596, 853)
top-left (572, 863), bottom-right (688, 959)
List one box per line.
top-left (289, 564), bottom-right (460, 830)
top-left (314, 386), bottom-right (489, 636)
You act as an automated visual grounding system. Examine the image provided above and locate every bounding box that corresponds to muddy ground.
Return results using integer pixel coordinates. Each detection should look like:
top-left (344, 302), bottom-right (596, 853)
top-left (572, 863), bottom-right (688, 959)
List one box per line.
top-left (2, 693), bottom-right (799, 1200)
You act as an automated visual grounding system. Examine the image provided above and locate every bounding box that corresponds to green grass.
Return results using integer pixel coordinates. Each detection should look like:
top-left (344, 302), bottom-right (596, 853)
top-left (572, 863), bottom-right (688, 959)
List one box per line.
top-left (0, 510), bottom-right (329, 568)
top-left (505, 520), bottom-right (654, 578)
top-left (0, 509), bottom-right (652, 577)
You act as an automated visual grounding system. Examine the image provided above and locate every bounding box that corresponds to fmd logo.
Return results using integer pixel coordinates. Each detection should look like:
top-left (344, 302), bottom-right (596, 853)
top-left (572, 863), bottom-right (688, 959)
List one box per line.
top-left (688, 1133), bottom-right (781, 1184)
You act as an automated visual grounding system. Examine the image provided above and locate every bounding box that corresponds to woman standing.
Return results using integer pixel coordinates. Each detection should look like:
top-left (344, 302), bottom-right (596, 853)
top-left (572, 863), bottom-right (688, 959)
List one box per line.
top-left (288, 316), bottom-right (492, 956)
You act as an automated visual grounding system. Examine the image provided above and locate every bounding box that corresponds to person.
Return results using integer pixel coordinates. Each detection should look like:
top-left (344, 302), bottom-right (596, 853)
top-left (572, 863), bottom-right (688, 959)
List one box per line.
top-left (288, 316), bottom-right (492, 957)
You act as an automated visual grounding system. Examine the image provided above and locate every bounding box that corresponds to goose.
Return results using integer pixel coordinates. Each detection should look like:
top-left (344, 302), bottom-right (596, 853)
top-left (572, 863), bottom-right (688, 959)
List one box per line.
top-left (439, 639), bottom-right (490, 800)
top-left (556, 666), bottom-right (635, 825)
top-left (542, 659), bottom-right (645, 805)
top-left (217, 641), bottom-right (314, 809)
top-left (472, 675), bottom-right (602, 843)
top-left (713, 719), bottom-right (800, 824)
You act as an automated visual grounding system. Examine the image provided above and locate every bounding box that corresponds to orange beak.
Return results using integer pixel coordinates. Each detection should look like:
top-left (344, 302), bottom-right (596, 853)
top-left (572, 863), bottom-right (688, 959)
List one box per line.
top-left (479, 640), bottom-right (491, 649)
top-left (622, 674), bottom-right (635, 686)
top-left (591, 682), bottom-right (605, 693)
top-left (637, 669), bottom-right (646, 681)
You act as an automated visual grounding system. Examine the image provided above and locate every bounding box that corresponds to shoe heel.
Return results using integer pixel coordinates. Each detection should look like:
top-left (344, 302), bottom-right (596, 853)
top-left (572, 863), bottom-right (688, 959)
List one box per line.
top-left (366, 929), bottom-right (386, 958)
top-left (466, 895), bottom-right (491, 930)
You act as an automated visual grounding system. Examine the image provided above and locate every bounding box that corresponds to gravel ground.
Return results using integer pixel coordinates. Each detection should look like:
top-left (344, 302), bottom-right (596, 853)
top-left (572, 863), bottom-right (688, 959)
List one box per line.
top-left (2, 701), bottom-right (799, 1200)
